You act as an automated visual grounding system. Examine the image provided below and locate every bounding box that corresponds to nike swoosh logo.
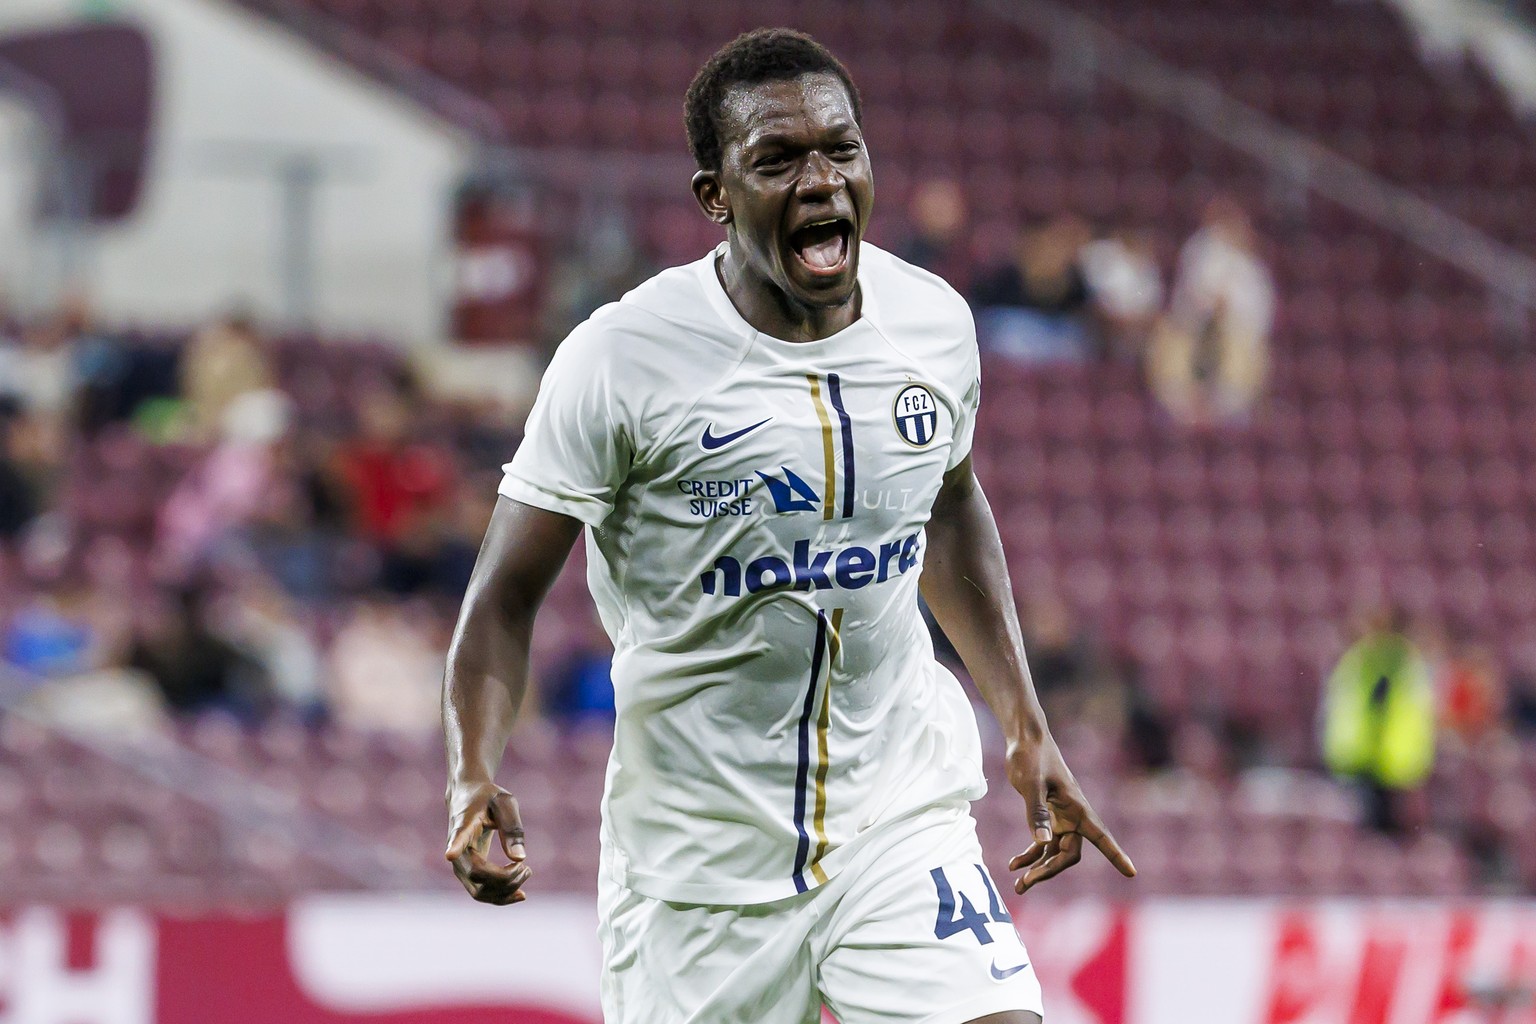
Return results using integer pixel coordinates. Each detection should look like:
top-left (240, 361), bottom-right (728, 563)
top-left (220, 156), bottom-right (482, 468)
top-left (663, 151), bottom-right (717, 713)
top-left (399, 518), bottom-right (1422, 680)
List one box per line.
top-left (990, 959), bottom-right (1030, 981)
top-left (700, 417), bottom-right (773, 451)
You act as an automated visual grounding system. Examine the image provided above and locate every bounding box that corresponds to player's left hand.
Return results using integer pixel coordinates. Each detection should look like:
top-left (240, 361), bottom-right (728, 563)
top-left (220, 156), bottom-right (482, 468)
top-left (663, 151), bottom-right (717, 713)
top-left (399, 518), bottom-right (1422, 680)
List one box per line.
top-left (445, 782), bottom-right (532, 905)
top-left (1004, 734), bottom-right (1135, 894)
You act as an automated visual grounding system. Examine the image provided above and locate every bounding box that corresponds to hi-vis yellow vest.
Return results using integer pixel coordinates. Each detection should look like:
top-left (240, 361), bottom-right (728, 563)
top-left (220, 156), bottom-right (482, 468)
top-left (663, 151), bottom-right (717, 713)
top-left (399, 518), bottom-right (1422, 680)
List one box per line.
top-left (1322, 633), bottom-right (1436, 789)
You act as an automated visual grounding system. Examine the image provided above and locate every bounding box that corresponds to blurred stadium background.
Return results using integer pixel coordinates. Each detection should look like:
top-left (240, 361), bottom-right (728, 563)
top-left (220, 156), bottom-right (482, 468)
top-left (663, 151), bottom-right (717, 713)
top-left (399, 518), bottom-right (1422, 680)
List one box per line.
top-left (1, 0), bottom-right (1535, 1020)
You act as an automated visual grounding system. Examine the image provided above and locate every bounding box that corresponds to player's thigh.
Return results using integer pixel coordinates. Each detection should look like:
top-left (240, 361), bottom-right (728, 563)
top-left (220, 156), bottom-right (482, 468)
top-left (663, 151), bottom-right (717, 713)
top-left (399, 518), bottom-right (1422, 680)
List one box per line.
top-left (816, 818), bottom-right (1043, 1024)
top-left (967, 1013), bottom-right (1042, 1024)
top-left (598, 875), bottom-right (821, 1024)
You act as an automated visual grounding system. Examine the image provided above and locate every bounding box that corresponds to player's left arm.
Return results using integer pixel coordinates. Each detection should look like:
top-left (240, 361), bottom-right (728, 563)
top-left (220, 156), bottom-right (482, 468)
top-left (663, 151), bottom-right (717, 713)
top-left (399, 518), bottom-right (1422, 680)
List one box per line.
top-left (920, 455), bottom-right (1136, 893)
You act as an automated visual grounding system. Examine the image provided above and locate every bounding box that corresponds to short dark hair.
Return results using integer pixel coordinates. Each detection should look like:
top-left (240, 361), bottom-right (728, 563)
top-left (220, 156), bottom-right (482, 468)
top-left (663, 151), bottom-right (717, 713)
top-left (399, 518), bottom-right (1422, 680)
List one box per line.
top-left (684, 28), bottom-right (862, 172)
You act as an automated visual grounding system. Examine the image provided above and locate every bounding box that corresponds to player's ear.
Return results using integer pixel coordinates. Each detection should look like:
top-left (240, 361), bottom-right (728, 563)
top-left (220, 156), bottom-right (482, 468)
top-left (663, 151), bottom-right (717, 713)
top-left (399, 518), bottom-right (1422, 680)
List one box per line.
top-left (692, 169), bottom-right (732, 226)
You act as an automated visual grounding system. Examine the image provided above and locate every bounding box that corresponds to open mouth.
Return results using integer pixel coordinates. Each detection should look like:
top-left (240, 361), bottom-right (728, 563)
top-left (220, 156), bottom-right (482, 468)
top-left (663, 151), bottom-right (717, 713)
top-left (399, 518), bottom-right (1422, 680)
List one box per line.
top-left (788, 218), bottom-right (853, 276)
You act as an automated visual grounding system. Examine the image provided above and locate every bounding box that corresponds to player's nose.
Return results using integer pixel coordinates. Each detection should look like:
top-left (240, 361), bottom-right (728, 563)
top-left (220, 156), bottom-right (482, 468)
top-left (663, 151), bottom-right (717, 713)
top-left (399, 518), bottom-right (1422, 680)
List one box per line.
top-left (795, 151), bottom-right (844, 199)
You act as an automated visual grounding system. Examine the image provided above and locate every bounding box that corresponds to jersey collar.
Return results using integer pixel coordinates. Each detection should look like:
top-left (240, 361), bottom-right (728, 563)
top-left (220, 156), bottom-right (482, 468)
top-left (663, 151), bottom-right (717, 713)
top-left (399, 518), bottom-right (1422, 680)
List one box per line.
top-left (696, 242), bottom-right (882, 347)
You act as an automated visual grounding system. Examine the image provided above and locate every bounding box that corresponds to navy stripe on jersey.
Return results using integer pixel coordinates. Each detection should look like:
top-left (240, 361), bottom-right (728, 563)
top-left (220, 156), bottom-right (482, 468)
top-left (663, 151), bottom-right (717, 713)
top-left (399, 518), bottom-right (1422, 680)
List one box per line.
top-left (791, 609), bottom-right (829, 892)
top-left (827, 373), bottom-right (855, 519)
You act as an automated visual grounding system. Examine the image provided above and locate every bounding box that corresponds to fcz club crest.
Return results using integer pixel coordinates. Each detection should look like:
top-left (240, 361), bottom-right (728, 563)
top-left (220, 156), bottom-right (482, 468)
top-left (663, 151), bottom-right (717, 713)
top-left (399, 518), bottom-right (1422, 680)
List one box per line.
top-left (893, 384), bottom-right (938, 448)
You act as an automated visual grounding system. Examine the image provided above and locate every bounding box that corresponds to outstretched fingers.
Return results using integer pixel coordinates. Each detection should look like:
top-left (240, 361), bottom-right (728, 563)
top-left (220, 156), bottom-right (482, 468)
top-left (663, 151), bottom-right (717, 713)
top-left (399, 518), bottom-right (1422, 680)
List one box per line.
top-left (1077, 808), bottom-right (1136, 878)
top-left (1014, 831), bottom-right (1083, 893)
top-left (1008, 842), bottom-right (1048, 873)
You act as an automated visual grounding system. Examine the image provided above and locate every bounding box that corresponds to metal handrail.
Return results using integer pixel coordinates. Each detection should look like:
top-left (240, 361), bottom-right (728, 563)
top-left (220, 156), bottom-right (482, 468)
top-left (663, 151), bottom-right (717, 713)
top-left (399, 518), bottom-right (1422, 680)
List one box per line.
top-left (979, 0), bottom-right (1536, 318)
top-left (0, 53), bottom-right (89, 300)
top-left (0, 668), bottom-right (438, 891)
top-left (241, 0), bottom-right (505, 145)
top-left (507, 147), bottom-right (697, 194)
top-left (0, 54), bottom-right (66, 142)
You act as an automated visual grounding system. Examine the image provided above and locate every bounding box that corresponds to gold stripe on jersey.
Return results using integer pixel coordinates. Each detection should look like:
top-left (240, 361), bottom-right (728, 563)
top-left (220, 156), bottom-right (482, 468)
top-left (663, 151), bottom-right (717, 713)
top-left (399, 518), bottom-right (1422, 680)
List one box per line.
top-left (807, 374), bottom-right (837, 521)
top-left (808, 607), bottom-right (845, 883)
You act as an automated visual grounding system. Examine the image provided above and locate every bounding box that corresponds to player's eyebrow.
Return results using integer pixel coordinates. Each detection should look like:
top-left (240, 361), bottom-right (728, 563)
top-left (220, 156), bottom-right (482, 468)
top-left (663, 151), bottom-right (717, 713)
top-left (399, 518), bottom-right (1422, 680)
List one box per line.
top-left (743, 121), bottom-right (860, 152)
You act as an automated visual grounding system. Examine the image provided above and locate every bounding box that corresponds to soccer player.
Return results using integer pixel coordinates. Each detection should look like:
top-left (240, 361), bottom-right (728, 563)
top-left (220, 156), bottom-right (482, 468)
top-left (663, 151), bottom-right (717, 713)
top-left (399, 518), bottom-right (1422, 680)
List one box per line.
top-left (443, 28), bottom-right (1134, 1024)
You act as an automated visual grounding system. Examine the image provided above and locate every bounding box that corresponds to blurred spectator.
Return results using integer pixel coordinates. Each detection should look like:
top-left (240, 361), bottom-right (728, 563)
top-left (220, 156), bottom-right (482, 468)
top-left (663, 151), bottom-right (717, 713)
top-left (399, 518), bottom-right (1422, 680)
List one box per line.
top-left (244, 432), bottom-right (351, 599)
top-left (217, 573), bottom-right (326, 722)
top-left (422, 477), bottom-right (496, 601)
top-left (65, 295), bottom-right (138, 434)
top-left (3, 318), bottom-right (74, 417)
top-left (129, 583), bottom-right (269, 717)
top-left (370, 484), bottom-right (483, 597)
top-left (1169, 716), bottom-right (1237, 783)
top-left (1, 316), bottom-right (78, 462)
top-left (0, 341), bottom-right (19, 410)
top-left (1120, 654), bottom-right (1175, 774)
top-left (1149, 196), bottom-right (1275, 425)
top-left (4, 576), bottom-right (169, 737)
top-left (0, 292), bottom-right (19, 345)
top-left (1021, 595), bottom-right (1100, 720)
top-left (332, 383), bottom-right (458, 595)
top-left (1434, 627), bottom-right (1504, 748)
top-left (0, 404), bottom-right (40, 543)
top-left (325, 597), bottom-right (445, 734)
top-left (157, 388), bottom-right (294, 573)
top-left (19, 663), bottom-right (168, 738)
top-left (179, 310), bottom-right (274, 442)
top-left (334, 386), bottom-right (454, 547)
top-left (1080, 227), bottom-right (1163, 361)
top-left (2, 584), bottom-right (99, 678)
top-left (546, 645), bottom-right (617, 721)
top-left (1017, 597), bottom-right (1171, 777)
top-left (895, 178), bottom-right (970, 290)
top-left (1321, 608), bottom-right (1437, 833)
top-left (1510, 665), bottom-right (1536, 736)
top-left (971, 214), bottom-right (1093, 361)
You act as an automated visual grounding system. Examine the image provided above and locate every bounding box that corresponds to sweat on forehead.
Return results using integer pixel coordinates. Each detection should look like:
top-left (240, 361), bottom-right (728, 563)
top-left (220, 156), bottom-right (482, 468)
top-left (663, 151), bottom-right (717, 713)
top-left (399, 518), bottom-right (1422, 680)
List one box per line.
top-left (716, 73), bottom-right (858, 150)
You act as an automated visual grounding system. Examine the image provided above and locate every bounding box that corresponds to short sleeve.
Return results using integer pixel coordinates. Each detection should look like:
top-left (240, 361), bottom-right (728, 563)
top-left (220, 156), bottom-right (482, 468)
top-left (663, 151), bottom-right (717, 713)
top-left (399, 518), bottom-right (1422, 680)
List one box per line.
top-left (499, 324), bottom-right (632, 527)
top-left (946, 311), bottom-right (981, 471)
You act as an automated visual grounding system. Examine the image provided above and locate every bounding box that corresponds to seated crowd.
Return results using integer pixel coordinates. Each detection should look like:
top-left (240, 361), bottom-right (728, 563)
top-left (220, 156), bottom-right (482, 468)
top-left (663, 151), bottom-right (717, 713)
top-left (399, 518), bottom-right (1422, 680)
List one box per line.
top-left (896, 180), bottom-right (1276, 427)
top-left (0, 207), bottom-right (1531, 894)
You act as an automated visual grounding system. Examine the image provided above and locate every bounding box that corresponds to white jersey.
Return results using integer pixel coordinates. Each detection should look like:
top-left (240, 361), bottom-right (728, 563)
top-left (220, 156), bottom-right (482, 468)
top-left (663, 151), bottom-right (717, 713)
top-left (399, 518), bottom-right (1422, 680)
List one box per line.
top-left (501, 242), bottom-right (988, 905)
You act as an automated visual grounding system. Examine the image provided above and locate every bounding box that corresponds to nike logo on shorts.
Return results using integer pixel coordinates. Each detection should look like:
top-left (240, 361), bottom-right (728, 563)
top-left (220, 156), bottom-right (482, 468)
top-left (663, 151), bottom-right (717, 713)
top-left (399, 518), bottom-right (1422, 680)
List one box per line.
top-left (699, 417), bottom-right (773, 451)
top-left (990, 959), bottom-right (1030, 981)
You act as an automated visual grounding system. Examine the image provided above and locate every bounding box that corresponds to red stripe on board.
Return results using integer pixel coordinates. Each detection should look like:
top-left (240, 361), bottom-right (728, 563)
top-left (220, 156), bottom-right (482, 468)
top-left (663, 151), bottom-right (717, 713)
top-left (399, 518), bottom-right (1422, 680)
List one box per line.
top-left (64, 912), bottom-right (97, 972)
top-left (154, 917), bottom-right (592, 1024)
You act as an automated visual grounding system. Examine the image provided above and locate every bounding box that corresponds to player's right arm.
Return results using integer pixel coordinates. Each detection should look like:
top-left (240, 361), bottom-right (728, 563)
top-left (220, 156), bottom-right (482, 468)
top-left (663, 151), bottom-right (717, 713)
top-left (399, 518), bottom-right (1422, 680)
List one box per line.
top-left (442, 495), bottom-right (583, 905)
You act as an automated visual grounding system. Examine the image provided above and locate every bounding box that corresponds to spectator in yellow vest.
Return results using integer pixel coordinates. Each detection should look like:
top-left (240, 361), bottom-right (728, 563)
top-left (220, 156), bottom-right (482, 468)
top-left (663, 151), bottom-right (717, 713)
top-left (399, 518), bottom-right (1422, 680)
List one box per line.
top-left (1322, 607), bottom-right (1436, 833)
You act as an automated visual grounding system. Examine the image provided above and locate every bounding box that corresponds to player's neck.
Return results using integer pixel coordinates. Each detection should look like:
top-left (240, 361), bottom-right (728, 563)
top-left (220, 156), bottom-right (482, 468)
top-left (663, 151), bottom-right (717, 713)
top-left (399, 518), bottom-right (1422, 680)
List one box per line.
top-left (715, 251), bottom-right (860, 343)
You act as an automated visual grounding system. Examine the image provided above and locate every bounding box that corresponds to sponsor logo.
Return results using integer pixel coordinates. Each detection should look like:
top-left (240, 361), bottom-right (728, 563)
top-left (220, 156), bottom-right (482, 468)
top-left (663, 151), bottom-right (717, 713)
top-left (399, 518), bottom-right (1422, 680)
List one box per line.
top-left (856, 487), bottom-right (916, 512)
top-left (676, 477), bottom-right (917, 519)
top-left (893, 384), bottom-right (938, 448)
top-left (699, 417), bottom-right (774, 452)
top-left (0, 909), bottom-right (156, 1020)
top-left (699, 534), bottom-right (921, 597)
top-left (677, 477), bottom-right (755, 518)
top-left (990, 958), bottom-right (1031, 981)
top-left (756, 467), bottom-right (820, 513)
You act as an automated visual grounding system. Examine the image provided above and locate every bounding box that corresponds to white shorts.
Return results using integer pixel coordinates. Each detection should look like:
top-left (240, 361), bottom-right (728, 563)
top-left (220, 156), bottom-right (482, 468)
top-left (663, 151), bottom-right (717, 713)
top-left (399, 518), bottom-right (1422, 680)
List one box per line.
top-left (597, 802), bottom-right (1044, 1024)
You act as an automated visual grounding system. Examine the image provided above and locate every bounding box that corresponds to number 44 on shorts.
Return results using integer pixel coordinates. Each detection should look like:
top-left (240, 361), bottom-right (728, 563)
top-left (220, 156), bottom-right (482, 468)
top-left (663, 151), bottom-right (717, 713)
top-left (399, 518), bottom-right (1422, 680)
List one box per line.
top-left (930, 864), bottom-right (1013, 945)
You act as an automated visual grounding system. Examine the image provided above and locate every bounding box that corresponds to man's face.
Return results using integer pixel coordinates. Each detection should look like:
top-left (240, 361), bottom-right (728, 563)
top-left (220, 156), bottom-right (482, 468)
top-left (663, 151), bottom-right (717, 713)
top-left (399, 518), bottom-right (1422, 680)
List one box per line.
top-left (705, 72), bottom-right (873, 311)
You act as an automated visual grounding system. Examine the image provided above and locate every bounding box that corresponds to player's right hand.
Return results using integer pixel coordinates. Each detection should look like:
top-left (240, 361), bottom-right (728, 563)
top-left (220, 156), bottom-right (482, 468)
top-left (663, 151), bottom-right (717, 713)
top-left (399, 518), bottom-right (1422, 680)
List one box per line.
top-left (445, 780), bottom-right (531, 905)
top-left (1004, 735), bottom-right (1135, 894)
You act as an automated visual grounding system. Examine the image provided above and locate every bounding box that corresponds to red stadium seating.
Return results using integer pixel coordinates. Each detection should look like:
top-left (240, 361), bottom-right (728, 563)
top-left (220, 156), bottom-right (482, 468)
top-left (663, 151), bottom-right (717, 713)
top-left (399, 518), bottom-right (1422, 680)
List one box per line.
top-left (7, 0), bottom-right (1535, 904)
